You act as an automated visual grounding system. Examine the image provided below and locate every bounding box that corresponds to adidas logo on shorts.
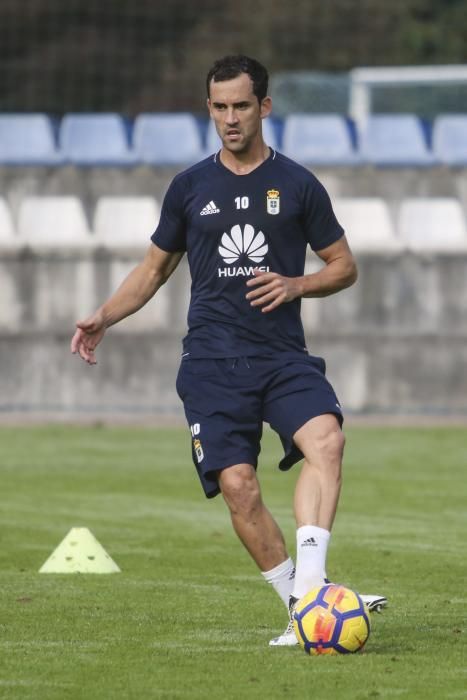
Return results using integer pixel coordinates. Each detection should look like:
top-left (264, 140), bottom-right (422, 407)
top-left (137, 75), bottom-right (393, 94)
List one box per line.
top-left (200, 200), bottom-right (220, 216)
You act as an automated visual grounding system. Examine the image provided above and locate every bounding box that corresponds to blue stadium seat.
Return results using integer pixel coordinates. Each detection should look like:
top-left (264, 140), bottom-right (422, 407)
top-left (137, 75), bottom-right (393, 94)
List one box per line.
top-left (60, 114), bottom-right (137, 166)
top-left (358, 114), bottom-right (435, 166)
top-left (0, 114), bottom-right (63, 165)
top-left (432, 114), bottom-right (467, 166)
top-left (133, 113), bottom-right (204, 165)
top-left (204, 116), bottom-right (278, 154)
top-left (282, 114), bottom-right (359, 165)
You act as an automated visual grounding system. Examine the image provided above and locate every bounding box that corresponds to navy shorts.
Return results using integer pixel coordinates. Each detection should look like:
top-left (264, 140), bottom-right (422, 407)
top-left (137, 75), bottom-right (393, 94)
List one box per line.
top-left (176, 354), bottom-right (343, 499)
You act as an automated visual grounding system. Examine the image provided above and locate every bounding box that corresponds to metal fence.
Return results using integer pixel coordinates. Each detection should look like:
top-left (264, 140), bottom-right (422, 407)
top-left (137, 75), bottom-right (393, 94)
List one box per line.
top-left (2, 0), bottom-right (467, 116)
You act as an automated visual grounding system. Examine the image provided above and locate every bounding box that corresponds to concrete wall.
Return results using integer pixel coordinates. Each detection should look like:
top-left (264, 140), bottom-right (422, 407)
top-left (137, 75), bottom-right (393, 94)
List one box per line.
top-left (1, 165), bottom-right (467, 417)
top-left (2, 164), bottom-right (467, 223)
top-left (1, 247), bottom-right (466, 417)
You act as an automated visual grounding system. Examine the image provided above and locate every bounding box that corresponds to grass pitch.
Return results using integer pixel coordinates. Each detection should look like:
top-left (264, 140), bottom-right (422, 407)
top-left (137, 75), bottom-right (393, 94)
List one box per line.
top-left (0, 425), bottom-right (465, 699)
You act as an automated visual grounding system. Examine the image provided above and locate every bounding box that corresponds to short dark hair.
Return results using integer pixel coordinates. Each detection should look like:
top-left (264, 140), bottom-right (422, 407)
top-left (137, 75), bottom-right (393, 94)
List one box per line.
top-left (206, 55), bottom-right (269, 103)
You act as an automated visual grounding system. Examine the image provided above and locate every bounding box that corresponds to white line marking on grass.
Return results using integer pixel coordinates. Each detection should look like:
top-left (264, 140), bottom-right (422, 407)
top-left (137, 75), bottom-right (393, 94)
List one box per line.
top-left (0, 680), bottom-right (72, 688)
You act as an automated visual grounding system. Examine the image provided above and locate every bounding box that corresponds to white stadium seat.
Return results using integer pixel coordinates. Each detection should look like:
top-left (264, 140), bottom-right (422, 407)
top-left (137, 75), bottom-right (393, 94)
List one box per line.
top-left (18, 196), bottom-right (92, 246)
top-left (332, 198), bottom-right (401, 251)
top-left (0, 198), bottom-right (15, 240)
top-left (94, 196), bottom-right (161, 248)
top-left (397, 198), bottom-right (467, 251)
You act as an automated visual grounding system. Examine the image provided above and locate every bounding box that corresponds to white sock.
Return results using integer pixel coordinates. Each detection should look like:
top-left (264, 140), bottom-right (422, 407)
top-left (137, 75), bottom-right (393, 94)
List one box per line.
top-left (292, 525), bottom-right (330, 600)
top-left (261, 557), bottom-right (295, 608)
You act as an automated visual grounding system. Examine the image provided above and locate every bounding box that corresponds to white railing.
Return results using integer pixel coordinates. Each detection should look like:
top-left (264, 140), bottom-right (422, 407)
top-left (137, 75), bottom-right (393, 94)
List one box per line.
top-left (349, 65), bottom-right (467, 125)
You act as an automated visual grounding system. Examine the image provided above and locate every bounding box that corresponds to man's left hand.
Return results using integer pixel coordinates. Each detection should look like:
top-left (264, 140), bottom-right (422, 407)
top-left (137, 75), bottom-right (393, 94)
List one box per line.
top-left (245, 269), bottom-right (302, 313)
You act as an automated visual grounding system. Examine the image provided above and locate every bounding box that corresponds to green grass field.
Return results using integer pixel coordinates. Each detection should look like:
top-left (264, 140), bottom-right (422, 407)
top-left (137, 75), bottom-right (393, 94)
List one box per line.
top-left (0, 425), bottom-right (466, 700)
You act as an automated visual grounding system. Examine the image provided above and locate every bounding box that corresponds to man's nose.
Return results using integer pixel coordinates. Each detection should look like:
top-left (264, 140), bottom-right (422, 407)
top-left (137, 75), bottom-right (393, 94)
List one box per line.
top-left (226, 108), bottom-right (238, 124)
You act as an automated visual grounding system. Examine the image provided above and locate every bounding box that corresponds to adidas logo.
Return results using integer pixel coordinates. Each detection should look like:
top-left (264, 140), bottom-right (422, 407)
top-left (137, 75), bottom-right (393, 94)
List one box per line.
top-left (218, 224), bottom-right (268, 264)
top-left (200, 200), bottom-right (220, 216)
top-left (302, 537), bottom-right (317, 547)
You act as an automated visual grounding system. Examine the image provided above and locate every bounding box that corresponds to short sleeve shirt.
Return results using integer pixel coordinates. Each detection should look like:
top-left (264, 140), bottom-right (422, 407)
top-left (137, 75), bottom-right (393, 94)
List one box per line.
top-left (152, 149), bottom-right (344, 358)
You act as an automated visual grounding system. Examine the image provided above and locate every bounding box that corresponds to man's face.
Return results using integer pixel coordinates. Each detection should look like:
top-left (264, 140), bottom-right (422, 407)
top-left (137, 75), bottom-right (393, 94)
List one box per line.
top-left (207, 72), bottom-right (271, 153)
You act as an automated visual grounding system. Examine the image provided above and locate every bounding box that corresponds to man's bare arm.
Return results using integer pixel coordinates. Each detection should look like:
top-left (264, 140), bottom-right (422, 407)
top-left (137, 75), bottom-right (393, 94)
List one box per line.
top-left (71, 244), bottom-right (184, 364)
top-left (245, 236), bottom-right (357, 313)
top-left (300, 235), bottom-right (358, 298)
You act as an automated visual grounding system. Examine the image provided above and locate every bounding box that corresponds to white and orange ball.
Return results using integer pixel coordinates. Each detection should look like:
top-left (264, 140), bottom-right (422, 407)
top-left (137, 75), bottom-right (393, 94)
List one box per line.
top-left (293, 583), bottom-right (371, 655)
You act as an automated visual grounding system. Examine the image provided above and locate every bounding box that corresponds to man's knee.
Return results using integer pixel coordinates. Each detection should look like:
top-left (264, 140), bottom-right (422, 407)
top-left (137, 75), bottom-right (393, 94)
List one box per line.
top-left (317, 426), bottom-right (345, 462)
top-left (218, 463), bottom-right (262, 516)
top-left (295, 414), bottom-right (345, 465)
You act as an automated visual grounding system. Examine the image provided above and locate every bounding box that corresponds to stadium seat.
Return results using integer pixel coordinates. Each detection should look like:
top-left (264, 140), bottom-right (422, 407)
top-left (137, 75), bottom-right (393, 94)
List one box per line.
top-left (432, 115), bottom-right (467, 166)
top-left (59, 114), bottom-right (137, 166)
top-left (204, 116), bottom-right (278, 154)
top-left (94, 196), bottom-right (161, 248)
top-left (397, 198), bottom-right (467, 251)
top-left (332, 198), bottom-right (401, 251)
top-left (358, 114), bottom-right (435, 166)
top-left (0, 198), bottom-right (15, 239)
top-left (0, 114), bottom-right (63, 165)
top-left (282, 114), bottom-right (359, 165)
top-left (133, 113), bottom-right (204, 165)
top-left (18, 196), bottom-right (92, 246)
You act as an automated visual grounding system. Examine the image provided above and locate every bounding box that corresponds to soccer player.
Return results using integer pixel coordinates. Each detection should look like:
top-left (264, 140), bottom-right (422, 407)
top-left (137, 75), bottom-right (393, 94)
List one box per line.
top-left (71, 55), bottom-right (387, 645)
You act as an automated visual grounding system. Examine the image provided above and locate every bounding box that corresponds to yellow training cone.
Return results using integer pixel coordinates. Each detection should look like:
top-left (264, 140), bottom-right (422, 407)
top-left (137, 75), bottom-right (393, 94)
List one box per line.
top-left (39, 527), bottom-right (121, 574)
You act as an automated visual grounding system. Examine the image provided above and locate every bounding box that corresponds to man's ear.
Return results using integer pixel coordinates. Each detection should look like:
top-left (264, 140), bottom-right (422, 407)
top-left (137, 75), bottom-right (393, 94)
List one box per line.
top-left (261, 96), bottom-right (272, 119)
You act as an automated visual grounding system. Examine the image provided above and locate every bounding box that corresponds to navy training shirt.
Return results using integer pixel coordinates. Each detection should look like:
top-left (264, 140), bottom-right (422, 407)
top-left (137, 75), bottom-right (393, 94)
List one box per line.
top-left (151, 148), bottom-right (344, 358)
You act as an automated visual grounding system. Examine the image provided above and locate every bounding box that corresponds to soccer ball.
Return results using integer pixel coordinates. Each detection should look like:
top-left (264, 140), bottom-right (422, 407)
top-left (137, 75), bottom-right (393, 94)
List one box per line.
top-left (293, 583), bottom-right (370, 655)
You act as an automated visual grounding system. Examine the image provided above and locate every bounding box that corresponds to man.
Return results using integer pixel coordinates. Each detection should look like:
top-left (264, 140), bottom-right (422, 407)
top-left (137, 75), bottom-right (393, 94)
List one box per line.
top-left (71, 55), bottom-right (387, 646)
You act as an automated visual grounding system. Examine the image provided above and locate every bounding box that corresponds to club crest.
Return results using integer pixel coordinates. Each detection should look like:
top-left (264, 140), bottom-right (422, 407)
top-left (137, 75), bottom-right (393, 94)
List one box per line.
top-left (267, 189), bottom-right (280, 215)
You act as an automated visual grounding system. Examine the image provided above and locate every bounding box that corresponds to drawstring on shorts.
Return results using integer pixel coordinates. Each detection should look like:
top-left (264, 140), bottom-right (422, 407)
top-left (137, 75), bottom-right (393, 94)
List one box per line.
top-left (230, 357), bottom-right (251, 370)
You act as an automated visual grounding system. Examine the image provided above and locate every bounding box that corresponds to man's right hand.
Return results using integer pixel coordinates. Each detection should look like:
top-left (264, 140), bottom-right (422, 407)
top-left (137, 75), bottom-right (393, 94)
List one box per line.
top-left (70, 310), bottom-right (107, 365)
